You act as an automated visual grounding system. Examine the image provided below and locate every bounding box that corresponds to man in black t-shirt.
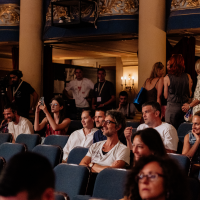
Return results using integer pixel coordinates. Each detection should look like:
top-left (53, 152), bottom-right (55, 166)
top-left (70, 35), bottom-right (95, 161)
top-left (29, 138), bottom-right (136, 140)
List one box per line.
top-left (92, 68), bottom-right (115, 111)
top-left (9, 70), bottom-right (38, 118)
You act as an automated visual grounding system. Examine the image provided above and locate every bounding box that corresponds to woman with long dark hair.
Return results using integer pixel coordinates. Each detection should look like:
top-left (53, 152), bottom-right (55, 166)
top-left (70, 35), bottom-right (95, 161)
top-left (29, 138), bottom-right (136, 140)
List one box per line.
top-left (34, 96), bottom-right (71, 136)
top-left (131, 128), bottom-right (166, 163)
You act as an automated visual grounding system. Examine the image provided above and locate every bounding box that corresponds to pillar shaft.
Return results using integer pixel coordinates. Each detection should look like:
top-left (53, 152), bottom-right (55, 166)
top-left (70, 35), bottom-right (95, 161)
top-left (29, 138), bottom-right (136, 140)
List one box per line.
top-left (19, 0), bottom-right (43, 96)
top-left (138, 0), bottom-right (166, 89)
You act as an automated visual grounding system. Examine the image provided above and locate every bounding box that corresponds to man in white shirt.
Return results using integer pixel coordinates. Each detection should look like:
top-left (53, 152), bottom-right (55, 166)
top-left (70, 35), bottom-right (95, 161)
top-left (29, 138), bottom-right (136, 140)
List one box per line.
top-left (62, 110), bottom-right (98, 161)
top-left (3, 103), bottom-right (34, 142)
top-left (80, 110), bottom-right (130, 173)
top-left (64, 67), bottom-right (94, 113)
top-left (124, 101), bottom-right (179, 153)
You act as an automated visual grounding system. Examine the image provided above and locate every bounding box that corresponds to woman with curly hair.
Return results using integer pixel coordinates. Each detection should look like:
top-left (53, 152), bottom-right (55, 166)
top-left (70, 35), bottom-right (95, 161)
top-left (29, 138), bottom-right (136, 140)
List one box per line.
top-left (144, 62), bottom-right (164, 105)
top-left (124, 155), bottom-right (189, 200)
top-left (164, 54), bottom-right (192, 129)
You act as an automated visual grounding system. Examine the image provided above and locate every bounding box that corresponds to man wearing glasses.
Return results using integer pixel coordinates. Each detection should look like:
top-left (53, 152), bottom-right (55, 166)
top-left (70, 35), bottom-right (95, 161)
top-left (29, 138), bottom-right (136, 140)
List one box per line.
top-left (80, 110), bottom-right (130, 173)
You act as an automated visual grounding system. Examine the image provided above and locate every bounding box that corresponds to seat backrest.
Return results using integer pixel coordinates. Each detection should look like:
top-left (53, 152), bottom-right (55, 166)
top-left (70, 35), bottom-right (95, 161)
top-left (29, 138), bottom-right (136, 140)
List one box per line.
top-left (15, 134), bottom-right (41, 151)
top-left (0, 157), bottom-right (6, 175)
top-left (188, 177), bottom-right (200, 200)
top-left (177, 122), bottom-right (192, 142)
top-left (126, 121), bottom-right (140, 128)
top-left (67, 147), bottom-right (89, 165)
top-left (55, 192), bottom-right (69, 200)
top-left (0, 133), bottom-right (13, 145)
top-left (43, 135), bottom-right (69, 149)
top-left (168, 153), bottom-right (190, 173)
top-left (93, 168), bottom-right (129, 199)
top-left (0, 143), bottom-right (26, 162)
top-left (67, 120), bottom-right (83, 135)
top-left (32, 145), bottom-right (63, 168)
top-left (54, 164), bottom-right (89, 200)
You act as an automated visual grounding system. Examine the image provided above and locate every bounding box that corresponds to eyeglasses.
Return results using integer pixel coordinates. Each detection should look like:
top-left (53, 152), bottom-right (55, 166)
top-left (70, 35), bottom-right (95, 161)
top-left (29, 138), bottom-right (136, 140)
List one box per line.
top-left (103, 120), bottom-right (116, 125)
top-left (49, 103), bottom-right (58, 107)
top-left (136, 173), bottom-right (164, 182)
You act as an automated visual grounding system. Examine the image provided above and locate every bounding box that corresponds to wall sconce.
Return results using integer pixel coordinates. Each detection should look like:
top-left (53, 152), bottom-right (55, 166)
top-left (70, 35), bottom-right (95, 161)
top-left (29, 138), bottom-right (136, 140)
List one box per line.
top-left (121, 74), bottom-right (134, 91)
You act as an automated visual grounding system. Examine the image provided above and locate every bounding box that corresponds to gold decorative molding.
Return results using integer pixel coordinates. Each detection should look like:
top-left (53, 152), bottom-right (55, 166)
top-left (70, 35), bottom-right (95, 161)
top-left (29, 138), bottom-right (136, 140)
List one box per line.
top-left (46, 0), bottom-right (138, 22)
top-left (171, 0), bottom-right (200, 11)
top-left (99, 0), bottom-right (138, 15)
top-left (0, 4), bottom-right (20, 26)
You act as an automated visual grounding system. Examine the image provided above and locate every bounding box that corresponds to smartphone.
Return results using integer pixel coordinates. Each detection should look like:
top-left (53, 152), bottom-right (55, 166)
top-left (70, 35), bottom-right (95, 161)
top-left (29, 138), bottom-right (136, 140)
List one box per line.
top-left (39, 97), bottom-right (44, 106)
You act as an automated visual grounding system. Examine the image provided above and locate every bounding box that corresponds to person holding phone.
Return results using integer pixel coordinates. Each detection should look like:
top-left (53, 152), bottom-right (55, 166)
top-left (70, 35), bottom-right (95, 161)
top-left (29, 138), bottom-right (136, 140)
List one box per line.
top-left (34, 96), bottom-right (71, 136)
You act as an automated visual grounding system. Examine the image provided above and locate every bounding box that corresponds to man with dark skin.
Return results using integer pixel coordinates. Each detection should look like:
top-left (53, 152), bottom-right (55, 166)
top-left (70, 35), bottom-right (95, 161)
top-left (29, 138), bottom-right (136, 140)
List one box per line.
top-left (9, 70), bottom-right (38, 118)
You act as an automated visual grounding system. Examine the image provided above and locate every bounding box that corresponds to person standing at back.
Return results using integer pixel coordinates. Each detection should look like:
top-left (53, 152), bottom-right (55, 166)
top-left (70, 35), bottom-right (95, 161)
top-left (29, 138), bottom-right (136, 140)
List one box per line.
top-left (92, 68), bottom-right (115, 111)
top-left (164, 54), bottom-right (192, 129)
top-left (9, 70), bottom-right (38, 118)
top-left (64, 67), bottom-right (94, 116)
top-left (144, 62), bottom-right (164, 105)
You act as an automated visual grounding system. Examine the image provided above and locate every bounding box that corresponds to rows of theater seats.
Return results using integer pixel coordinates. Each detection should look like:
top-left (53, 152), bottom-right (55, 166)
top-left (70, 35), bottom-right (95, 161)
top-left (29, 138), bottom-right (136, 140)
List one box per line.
top-left (0, 121), bottom-right (199, 200)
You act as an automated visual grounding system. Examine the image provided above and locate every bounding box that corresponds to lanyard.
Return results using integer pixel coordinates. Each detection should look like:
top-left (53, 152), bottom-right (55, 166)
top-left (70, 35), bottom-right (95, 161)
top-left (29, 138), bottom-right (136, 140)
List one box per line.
top-left (13, 80), bottom-right (23, 96)
top-left (98, 81), bottom-right (106, 96)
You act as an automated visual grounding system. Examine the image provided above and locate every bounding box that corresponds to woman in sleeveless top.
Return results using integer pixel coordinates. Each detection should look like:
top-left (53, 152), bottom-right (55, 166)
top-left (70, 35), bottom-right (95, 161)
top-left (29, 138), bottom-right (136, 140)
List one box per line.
top-left (144, 62), bottom-right (164, 105)
top-left (34, 96), bottom-right (71, 136)
top-left (182, 111), bottom-right (200, 164)
top-left (164, 54), bottom-right (192, 129)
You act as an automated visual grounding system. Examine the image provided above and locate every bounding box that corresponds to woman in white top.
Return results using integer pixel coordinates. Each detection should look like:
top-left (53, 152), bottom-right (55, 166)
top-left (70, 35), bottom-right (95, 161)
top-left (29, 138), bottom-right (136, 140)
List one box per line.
top-left (182, 59), bottom-right (200, 115)
top-left (62, 109), bottom-right (98, 161)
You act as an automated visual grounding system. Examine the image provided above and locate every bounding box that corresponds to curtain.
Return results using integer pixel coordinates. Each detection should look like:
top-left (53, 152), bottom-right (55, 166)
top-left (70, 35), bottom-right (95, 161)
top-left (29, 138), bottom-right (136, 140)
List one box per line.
top-left (12, 46), bottom-right (19, 70)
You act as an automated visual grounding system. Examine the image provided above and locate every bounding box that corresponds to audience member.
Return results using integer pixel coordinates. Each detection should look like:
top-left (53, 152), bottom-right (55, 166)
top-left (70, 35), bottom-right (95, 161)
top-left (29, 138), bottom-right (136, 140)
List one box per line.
top-left (182, 59), bottom-right (200, 115)
top-left (64, 67), bottom-right (94, 114)
top-left (164, 54), bottom-right (192, 129)
top-left (34, 96), bottom-right (71, 137)
top-left (80, 110), bottom-right (130, 173)
top-left (143, 62), bottom-right (164, 105)
top-left (92, 68), bottom-right (115, 110)
top-left (0, 152), bottom-right (55, 200)
top-left (182, 111), bottom-right (200, 163)
top-left (124, 102), bottom-right (178, 153)
top-left (117, 91), bottom-right (136, 119)
top-left (93, 109), bottom-right (107, 143)
top-left (124, 155), bottom-right (189, 200)
top-left (9, 70), bottom-right (38, 118)
top-left (131, 128), bottom-right (166, 165)
top-left (63, 110), bottom-right (98, 161)
top-left (4, 103), bottom-right (33, 142)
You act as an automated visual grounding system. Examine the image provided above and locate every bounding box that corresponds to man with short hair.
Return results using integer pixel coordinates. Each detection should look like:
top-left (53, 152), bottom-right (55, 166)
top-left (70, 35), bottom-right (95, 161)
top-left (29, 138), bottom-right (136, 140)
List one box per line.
top-left (80, 110), bottom-right (130, 173)
top-left (93, 109), bottom-right (107, 143)
top-left (3, 103), bottom-right (34, 142)
top-left (124, 101), bottom-right (179, 153)
top-left (92, 68), bottom-right (115, 110)
top-left (0, 152), bottom-right (55, 200)
top-left (9, 70), bottom-right (38, 118)
top-left (117, 91), bottom-right (136, 119)
top-left (64, 67), bottom-right (94, 113)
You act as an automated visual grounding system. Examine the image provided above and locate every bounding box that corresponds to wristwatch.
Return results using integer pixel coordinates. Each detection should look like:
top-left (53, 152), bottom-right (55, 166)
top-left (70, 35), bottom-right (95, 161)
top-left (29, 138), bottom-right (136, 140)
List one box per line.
top-left (88, 162), bottom-right (94, 168)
